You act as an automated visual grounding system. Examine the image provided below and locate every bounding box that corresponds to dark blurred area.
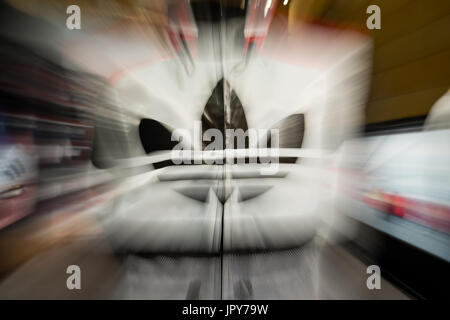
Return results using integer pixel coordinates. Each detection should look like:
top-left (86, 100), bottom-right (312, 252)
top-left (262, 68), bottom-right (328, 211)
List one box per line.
top-left (0, 0), bottom-right (449, 300)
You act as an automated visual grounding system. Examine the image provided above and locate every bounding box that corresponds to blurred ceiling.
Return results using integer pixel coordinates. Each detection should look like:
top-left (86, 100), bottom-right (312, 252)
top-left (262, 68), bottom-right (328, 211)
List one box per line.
top-left (6, 0), bottom-right (450, 125)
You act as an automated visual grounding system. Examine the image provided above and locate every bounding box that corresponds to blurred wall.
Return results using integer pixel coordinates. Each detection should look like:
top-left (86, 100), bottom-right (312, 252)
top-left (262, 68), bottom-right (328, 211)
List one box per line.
top-left (284, 0), bottom-right (450, 124)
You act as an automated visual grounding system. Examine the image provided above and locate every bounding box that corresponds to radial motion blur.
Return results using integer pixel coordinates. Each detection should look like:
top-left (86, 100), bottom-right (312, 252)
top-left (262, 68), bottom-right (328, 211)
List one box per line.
top-left (0, 0), bottom-right (449, 299)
